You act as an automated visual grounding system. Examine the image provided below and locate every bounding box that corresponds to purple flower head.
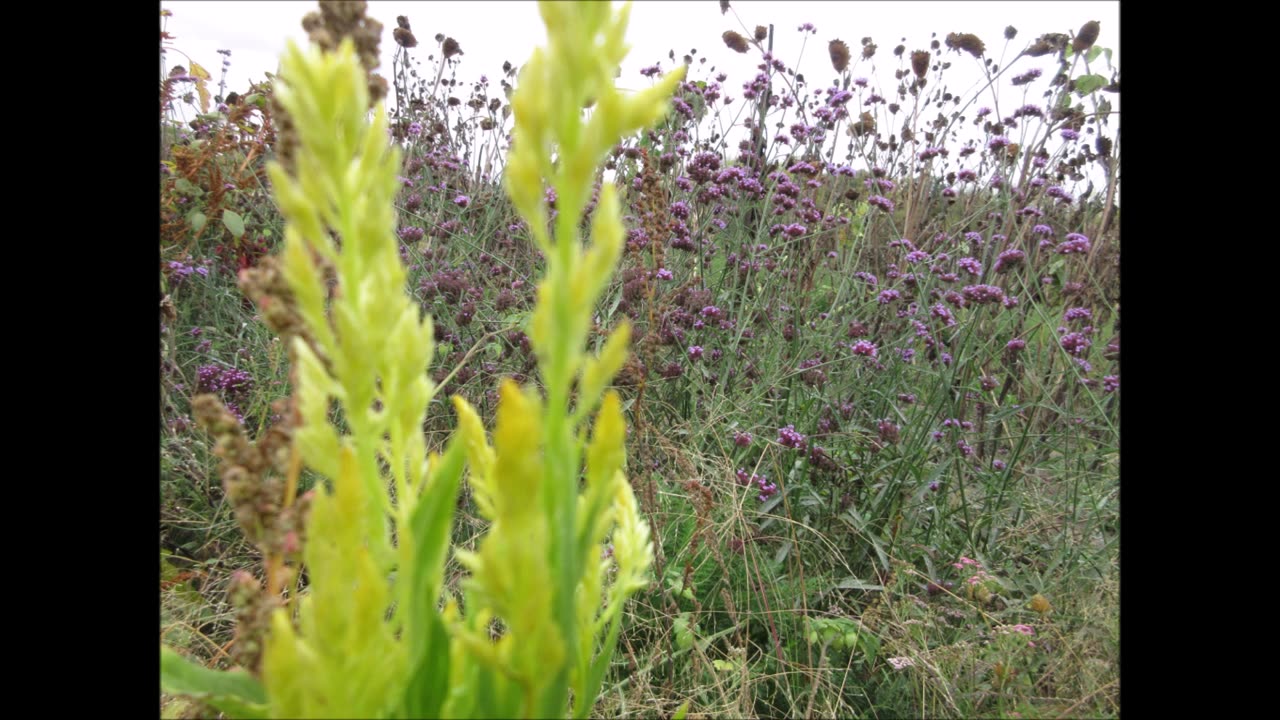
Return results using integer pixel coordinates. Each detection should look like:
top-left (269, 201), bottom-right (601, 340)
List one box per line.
top-left (850, 340), bottom-right (878, 358)
top-left (1060, 332), bottom-right (1092, 357)
top-left (1056, 233), bottom-right (1091, 254)
top-left (1061, 128), bottom-right (1080, 140)
top-left (1064, 306), bottom-right (1092, 323)
top-left (733, 430), bottom-right (753, 447)
top-left (688, 345), bottom-right (704, 360)
top-left (757, 475), bottom-right (779, 502)
top-left (1103, 375), bottom-right (1119, 393)
top-left (1011, 68), bottom-right (1042, 86)
top-left (777, 424), bottom-right (807, 450)
top-left (453, 194), bottom-right (470, 208)
top-left (993, 248), bottom-right (1025, 272)
top-left (656, 267), bottom-right (673, 280)
top-left (962, 284), bottom-right (1005, 304)
top-left (930, 303), bottom-right (956, 326)
top-left (868, 195), bottom-right (895, 212)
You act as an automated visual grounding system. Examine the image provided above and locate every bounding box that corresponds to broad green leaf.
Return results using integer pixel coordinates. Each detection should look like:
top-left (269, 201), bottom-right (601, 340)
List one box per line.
top-left (190, 61), bottom-right (213, 112)
top-left (160, 645), bottom-right (269, 719)
top-left (223, 209), bottom-right (246, 239)
top-left (174, 178), bottom-right (202, 196)
top-left (834, 576), bottom-right (885, 591)
top-left (1073, 74), bottom-right (1107, 96)
top-left (188, 211), bottom-right (207, 233)
top-left (1086, 45), bottom-right (1103, 63)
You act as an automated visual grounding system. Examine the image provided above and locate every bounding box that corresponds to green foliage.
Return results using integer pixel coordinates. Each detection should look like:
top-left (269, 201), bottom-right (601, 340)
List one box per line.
top-left (162, 3), bottom-right (1119, 717)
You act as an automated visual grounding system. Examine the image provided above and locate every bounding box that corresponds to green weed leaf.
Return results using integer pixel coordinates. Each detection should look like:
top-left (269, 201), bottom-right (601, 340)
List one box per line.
top-left (1073, 74), bottom-right (1107, 96)
top-left (160, 645), bottom-right (269, 719)
top-left (834, 576), bottom-right (885, 591)
top-left (223, 209), bottom-right (246, 239)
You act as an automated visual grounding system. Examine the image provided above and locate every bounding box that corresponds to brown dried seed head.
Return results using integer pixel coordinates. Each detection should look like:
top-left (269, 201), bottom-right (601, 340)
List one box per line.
top-left (1073, 20), bottom-right (1100, 53)
top-left (443, 36), bottom-right (463, 58)
top-left (393, 26), bottom-right (417, 48)
top-left (396, 15), bottom-right (410, 29)
top-left (720, 0), bottom-right (730, 14)
top-left (862, 41), bottom-right (877, 59)
top-left (722, 30), bottom-right (750, 54)
top-left (755, 25), bottom-right (768, 42)
top-left (946, 32), bottom-right (985, 58)
top-left (911, 50), bottom-right (930, 79)
top-left (829, 39), bottom-right (850, 73)
top-left (1026, 32), bottom-right (1068, 57)
top-left (1004, 25), bottom-right (1017, 40)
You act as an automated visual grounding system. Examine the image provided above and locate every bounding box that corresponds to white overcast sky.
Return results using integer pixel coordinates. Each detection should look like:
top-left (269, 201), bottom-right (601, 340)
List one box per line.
top-left (163, 1), bottom-right (1117, 189)
top-left (164, 1), bottom-right (1117, 101)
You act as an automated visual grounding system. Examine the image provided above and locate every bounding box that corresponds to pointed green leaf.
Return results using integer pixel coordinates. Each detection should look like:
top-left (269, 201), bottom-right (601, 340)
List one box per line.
top-left (160, 645), bottom-right (269, 719)
top-left (188, 211), bottom-right (207, 233)
top-left (401, 433), bottom-right (468, 719)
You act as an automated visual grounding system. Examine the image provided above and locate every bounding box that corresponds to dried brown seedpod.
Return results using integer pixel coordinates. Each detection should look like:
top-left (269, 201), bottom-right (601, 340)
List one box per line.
top-left (1025, 32), bottom-right (1068, 57)
top-left (1073, 20), bottom-right (1100, 53)
top-left (393, 26), bottom-right (417, 48)
top-left (911, 50), bottom-right (930, 79)
top-left (945, 32), bottom-right (985, 58)
top-left (829, 39), bottom-right (850, 73)
top-left (722, 30), bottom-right (750, 54)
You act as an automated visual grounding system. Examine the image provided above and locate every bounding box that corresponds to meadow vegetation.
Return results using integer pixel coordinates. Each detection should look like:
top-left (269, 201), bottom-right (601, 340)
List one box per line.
top-left (161, 2), bottom-right (1119, 717)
